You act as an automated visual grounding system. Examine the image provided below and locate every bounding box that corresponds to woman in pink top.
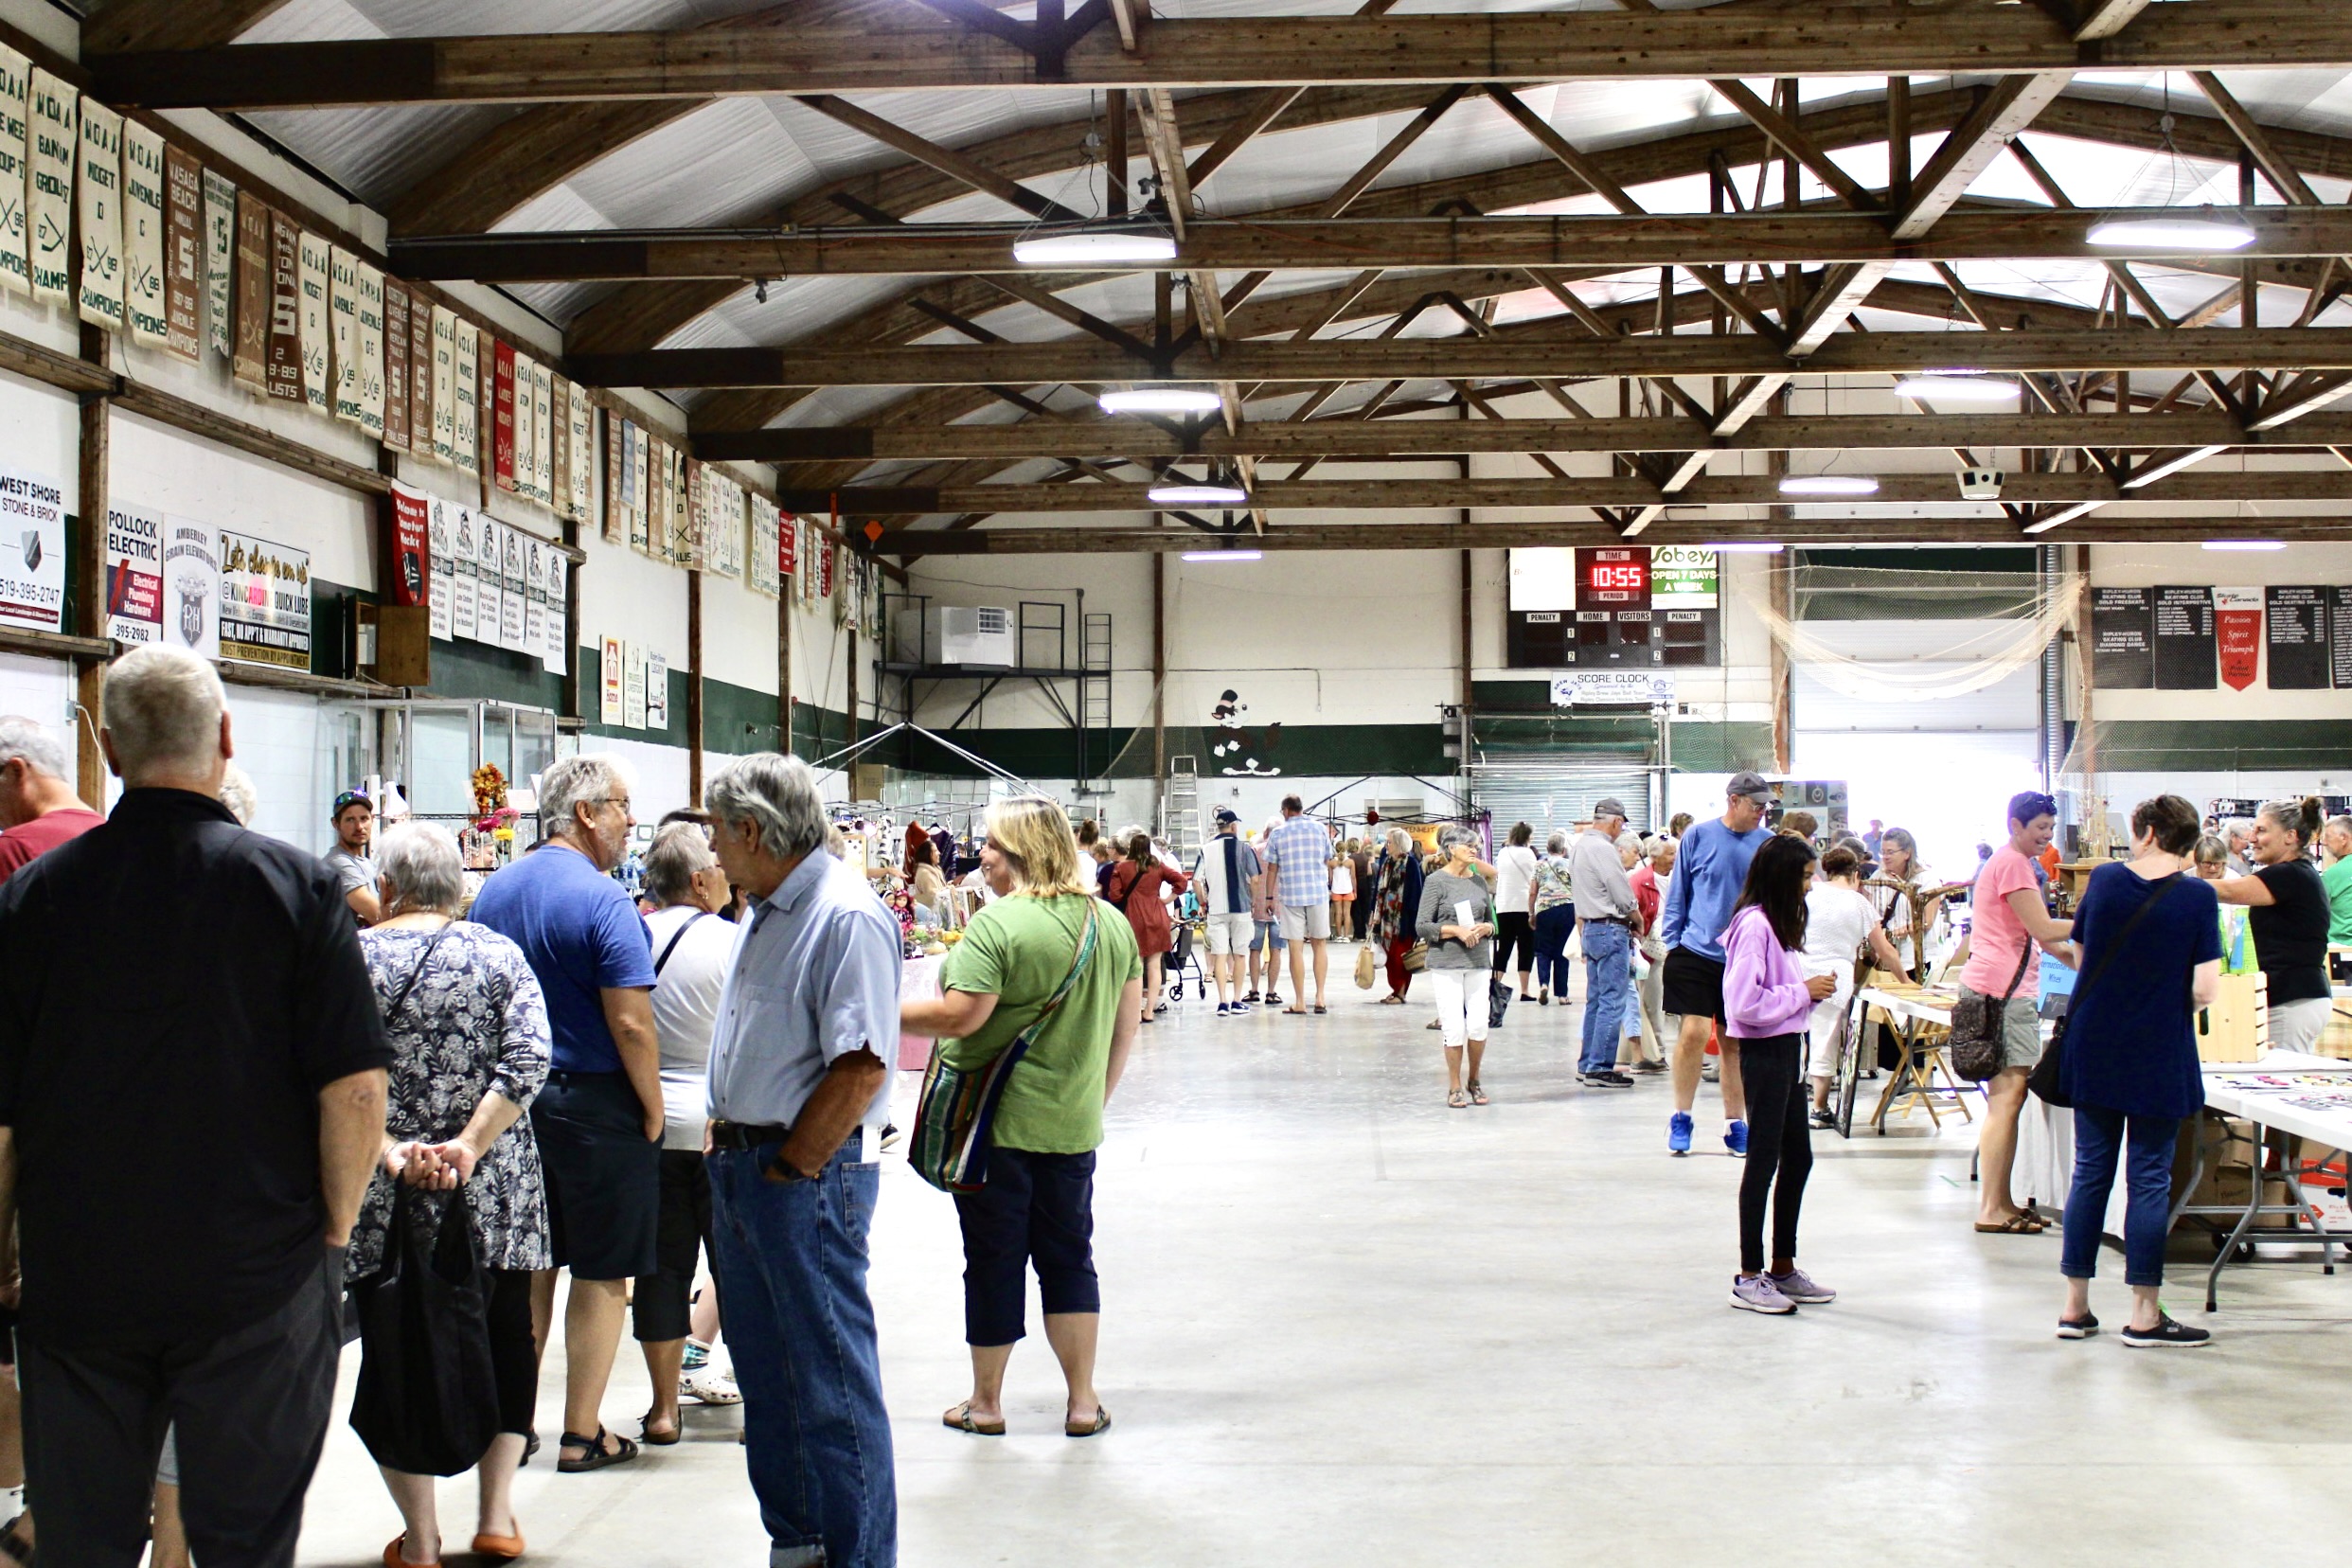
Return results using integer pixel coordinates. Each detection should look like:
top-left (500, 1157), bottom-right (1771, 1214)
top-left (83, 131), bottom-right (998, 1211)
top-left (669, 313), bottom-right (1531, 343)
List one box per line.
top-left (1720, 833), bottom-right (1841, 1315)
top-left (1958, 791), bottom-right (2078, 1235)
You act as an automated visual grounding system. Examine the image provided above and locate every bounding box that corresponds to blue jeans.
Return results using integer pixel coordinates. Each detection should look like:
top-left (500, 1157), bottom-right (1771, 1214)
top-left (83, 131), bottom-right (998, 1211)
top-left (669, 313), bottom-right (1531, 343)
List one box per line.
top-left (708, 1132), bottom-right (897, 1568)
top-left (1579, 918), bottom-right (1632, 1074)
top-left (1532, 906), bottom-right (1576, 994)
top-left (2059, 1105), bottom-right (2181, 1289)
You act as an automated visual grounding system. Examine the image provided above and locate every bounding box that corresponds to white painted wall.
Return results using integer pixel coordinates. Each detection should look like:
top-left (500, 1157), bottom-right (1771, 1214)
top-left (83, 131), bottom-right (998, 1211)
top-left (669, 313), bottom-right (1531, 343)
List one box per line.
top-left (0, 651), bottom-right (79, 795)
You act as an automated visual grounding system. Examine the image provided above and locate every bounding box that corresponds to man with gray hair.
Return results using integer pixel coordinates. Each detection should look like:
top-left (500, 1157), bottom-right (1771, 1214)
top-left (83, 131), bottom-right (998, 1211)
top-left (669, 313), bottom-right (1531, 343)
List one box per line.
top-left (703, 752), bottom-right (899, 1568)
top-left (0, 716), bottom-right (99, 882)
top-left (2224, 818), bottom-right (2256, 877)
top-left (1570, 800), bottom-right (1641, 1090)
top-left (0, 646), bottom-right (390, 1565)
top-left (470, 753), bottom-right (661, 1473)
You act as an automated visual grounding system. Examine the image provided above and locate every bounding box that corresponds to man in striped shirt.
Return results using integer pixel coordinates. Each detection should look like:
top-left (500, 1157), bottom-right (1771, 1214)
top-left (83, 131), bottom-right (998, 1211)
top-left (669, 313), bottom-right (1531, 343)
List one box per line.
top-left (1262, 794), bottom-right (1335, 1015)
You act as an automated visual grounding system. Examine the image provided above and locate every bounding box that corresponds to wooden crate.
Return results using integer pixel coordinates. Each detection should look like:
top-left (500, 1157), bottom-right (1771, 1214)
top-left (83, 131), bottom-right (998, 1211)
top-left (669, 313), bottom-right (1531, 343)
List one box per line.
top-left (2195, 971), bottom-right (2269, 1063)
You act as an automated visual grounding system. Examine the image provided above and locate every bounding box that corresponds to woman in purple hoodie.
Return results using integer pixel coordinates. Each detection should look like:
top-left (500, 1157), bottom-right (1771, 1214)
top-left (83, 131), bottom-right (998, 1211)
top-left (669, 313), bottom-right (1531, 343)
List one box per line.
top-left (1720, 833), bottom-right (1841, 1315)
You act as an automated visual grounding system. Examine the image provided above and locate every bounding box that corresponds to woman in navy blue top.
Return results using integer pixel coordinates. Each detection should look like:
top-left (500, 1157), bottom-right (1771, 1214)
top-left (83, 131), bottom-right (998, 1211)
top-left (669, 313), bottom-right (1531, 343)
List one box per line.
top-left (2055, 794), bottom-right (2222, 1350)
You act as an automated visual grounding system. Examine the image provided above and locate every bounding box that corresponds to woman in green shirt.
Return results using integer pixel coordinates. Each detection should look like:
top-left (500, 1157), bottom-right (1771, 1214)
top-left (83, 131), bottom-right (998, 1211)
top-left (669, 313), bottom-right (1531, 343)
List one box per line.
top-left (2196, 835), bottom-right (2259, 975)
top-left (901, 794), bottom-right (1142, 1440)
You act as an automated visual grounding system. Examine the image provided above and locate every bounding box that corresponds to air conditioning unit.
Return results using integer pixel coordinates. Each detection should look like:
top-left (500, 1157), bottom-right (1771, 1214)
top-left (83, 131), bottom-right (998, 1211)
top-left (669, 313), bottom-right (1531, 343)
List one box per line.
top-left (937, 605), bottom-right (1016, 668)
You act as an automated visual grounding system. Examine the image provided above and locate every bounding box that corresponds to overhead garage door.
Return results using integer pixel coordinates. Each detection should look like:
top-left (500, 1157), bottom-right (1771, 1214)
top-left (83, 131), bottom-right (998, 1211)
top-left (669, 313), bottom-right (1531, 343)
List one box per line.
top-left (1469, 753), bottom-right (1656, 838)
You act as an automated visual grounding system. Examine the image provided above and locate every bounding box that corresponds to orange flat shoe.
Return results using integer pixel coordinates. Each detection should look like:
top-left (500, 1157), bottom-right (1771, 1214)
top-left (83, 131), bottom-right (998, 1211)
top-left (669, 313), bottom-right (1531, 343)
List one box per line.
top-left (471, 1530), bottom-right (526, 1561)
top-left (384, 1536), bottom-right (442, 1568)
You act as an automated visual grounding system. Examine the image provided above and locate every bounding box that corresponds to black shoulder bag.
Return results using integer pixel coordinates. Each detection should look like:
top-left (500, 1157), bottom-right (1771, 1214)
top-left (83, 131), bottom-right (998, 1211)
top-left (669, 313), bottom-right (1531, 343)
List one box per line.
top-left (1950, 939), bottom-right (2034, 1083)
top-left (2026, 875), bottom-right (2183, 1110)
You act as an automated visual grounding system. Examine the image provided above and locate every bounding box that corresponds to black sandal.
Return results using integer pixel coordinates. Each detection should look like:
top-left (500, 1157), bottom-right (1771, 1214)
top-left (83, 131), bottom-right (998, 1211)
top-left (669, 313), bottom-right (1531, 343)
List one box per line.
top-left (556, 1427), bottom-right (638, 1472)
top-left (641, 1409), bottom-right (682, 1446)
top-left (1, 1512), bottom-right (31, 1564)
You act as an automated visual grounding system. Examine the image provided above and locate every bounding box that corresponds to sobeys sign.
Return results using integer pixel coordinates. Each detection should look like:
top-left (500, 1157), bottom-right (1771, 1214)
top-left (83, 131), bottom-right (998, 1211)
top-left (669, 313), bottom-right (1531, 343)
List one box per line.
top-left (1651, 545), bottom-right (1719, 610)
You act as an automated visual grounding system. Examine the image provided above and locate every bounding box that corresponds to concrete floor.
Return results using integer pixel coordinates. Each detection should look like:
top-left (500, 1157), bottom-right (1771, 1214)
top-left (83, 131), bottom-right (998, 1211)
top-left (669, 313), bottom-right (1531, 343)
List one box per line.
top-left (294, 957), bottom-right (2351, 1567)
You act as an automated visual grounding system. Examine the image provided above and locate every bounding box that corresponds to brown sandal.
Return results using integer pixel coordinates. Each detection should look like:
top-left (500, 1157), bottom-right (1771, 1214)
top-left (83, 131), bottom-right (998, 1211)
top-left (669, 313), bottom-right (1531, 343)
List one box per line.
top-left (1973, 1213), bottom-right (2041, 1235)
top-left (942, 1401), bottom-right (1005, 1436)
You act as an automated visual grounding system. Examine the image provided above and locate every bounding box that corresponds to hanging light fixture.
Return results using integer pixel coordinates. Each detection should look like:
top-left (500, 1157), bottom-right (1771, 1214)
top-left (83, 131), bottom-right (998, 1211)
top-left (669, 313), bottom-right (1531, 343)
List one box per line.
top-left (2201, 539), bottom-right (2287, 551)
top-left (1182, 549), bottom-right (1263, 562)
top-left (1703, 542), bottom-right (1785, 553)
top-left (1012, 224), bottom-right (1177, 266)
top-left (2086, 102), bottom-right (2257, 251)
top-left (1098, 388), bottom-right (1223, 415)
top-left (1778, 474), bottom-right (1881, 497)
top-left (1149, 481), bottom-right (1251, 505)
top-left (1894, 371), bottom-right (2022, 403)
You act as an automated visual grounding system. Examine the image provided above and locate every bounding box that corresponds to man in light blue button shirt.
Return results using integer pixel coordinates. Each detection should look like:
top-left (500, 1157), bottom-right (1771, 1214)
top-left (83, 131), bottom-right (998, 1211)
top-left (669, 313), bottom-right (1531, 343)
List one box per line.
top-left (704, 752), bottom-right (900, 1568)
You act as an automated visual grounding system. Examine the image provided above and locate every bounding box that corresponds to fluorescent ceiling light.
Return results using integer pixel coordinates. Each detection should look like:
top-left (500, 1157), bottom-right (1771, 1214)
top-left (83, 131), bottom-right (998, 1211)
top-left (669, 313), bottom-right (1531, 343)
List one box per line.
top-left (2086, 214), bottom-right (2256, 250)
top-left (1182, 549), bottom-right (1262, 562)
top-left (2202, 539), bottom-right (2287, 551)
top-left (1097, 388), bottom-right (1222, 415)
top-left (1149, 483), bottom-right (1250, 505)
top-left (1894, 373), bottom-right (2021, 403)
top-left (1703, 542), bottom-right (1785, 553)
top-left (1777, 474), bottom-right (1880, 496)
top-left (1012, 231), bottom-right (1178, 265)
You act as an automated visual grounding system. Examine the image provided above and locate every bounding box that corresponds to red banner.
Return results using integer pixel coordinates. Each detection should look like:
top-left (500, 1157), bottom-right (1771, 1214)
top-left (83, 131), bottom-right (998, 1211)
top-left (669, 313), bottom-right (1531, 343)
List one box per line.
top-left (491, 339), bottom-right (517, 491)
top-left (779, 512), bottom-right (796, 575)
top-left (819, 537), bottom-right (834, 598)
top-left (2215, 586), bottom-right (2263, 691)
top-left (385, 481), bottom-right (432, 607)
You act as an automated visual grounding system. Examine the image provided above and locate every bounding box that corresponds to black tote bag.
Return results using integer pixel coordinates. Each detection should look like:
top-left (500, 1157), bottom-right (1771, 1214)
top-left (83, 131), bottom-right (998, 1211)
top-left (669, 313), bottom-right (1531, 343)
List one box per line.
top-left (347, 1184), bottom-right (502, 1476)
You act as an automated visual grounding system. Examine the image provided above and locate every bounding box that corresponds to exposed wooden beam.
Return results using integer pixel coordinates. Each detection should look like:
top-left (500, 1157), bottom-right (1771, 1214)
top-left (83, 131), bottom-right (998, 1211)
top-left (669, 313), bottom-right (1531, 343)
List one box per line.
top-left (1704, 78), bottom-right (1877, 211)
top-left (700, 410), bottom-right (2327, 463)
top-left (2073, 0), bottom-right (2155, 44)
top-left (2192, 70), bottom-right (2324, 206)
top-left (793, 93), bottom-right (1087, 222)
top-left (94, 3), bottom-right (2342, 108)
top-left (81, 0), bottom-right (294, 53)
top-left (399, 205), bottom-right (2352, 282)
top-left (577, 328), bottom-right (2352, 391)
top-left (875, 514), bottom-right (2352, 556)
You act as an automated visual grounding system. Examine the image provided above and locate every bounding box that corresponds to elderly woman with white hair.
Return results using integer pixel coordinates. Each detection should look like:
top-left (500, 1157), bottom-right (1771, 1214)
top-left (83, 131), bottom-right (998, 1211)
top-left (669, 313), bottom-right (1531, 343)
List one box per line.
top-left (1367, 825), bottom-right (1426, 1005)
top-left (352, 822), bottom-right (552, 1565)
top-left (1417, 824), bottom-right (1497, 1108)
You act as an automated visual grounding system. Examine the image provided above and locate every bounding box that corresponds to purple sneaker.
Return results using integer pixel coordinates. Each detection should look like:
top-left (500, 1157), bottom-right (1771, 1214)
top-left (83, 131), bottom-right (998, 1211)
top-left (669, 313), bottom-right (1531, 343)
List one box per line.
top-left (1767, 1268), bottom-right (1836, 1305)
top-left (1729, 1274), bottom-right (1795, 1314)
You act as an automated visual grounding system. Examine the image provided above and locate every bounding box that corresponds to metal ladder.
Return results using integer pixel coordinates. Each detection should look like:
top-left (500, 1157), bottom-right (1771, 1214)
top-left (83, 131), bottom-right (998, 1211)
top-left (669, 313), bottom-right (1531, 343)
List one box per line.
top-left (1165, 755), bottom-right (1202, 860)
top-left (1080, 612), bottom-right (1113, 734)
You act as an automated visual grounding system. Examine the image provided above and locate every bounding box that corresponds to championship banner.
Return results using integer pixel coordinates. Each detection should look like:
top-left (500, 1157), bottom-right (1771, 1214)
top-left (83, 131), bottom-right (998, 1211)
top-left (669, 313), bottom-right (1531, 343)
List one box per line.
top-left (355, 262), bottom-right (385, 438)
top-left (749, 497), bottom-right (779, 597)
top-left (602, 410), bottom-right (621, 542)
top-left (669, 444), bottom-right (690, 565)
top-left (161, 514), bottom-right (219, 657)
top-left (780, 510), bottom-right (796, 579)
top-left (237, 193), bottom-right (275, 390)
top-left (382, 281), bottom-right (410, 451)
top-left (203, 168), bottom-right (234, 358)
top-left (548, 379), bottom-right (569, 518)
top-left (524, 533), bottom-right (547, 666)
top-left (0, 45), bottom-right (33, 297)
top-left (450, 319), bottom-right (477, 474)
top-left (329, 245), bottom-right (361, 425)
top-left (492, 337), bottom-right (516, 491)
top-left (264, 208), bottom-right (303, 402)
top-left (511, 349), bottom-right (536, 501)
top-left (27, 69), bottom-right (74, 306)
top-left (385, 481), bottom-right (431, 608)
top-left (121, 118), bottom-right (167, 347)
top-left (75, 97), bottom-right (123, 330)
top-left (163, 144), bottom-right (202, 360)
top-left (499, 523), bottom-right (526, 652)
top-left (472, 508), bottom-right (502, 644)
top-left (432, 307), bottom-right (458, 467)
top-left (530, 359), bottom-right (554, 509)
top-left (647, 650), bottom-right (668, 731)
top-left (407, 289), bottom-right (433, 455)
top-left (426, 497), bottom-right (454, 641)
top-left (449, 503), bottom-right (478, 641)
top-left (628, 426), bottom-right (652, 556)
top-left (219, 530), bottom-right (312, 671)
top-left (542, 542), bottom-right (567, 676)
top-left (476, 327), bottom-right (496, 483)
top-left (2215, 585), bottom-right (2264, 693)
top-left (103, 499), bottom-right (165, 644)
top-left (0, 462), bottom-right (66, 633)
top-left (296, 227), bottom-right (331, 415)
top-left (566, 383), bottom-right (593, 522)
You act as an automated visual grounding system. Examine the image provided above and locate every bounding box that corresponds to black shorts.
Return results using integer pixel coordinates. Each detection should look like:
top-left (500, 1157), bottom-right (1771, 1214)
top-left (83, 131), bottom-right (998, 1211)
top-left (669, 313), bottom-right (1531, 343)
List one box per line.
top-left (532, 1071), bottom-right (661, 1281)
top-left (633, 1149), bottom-right (716, 1344)
top-left (1661, 945), bottom-right (1728, 1025)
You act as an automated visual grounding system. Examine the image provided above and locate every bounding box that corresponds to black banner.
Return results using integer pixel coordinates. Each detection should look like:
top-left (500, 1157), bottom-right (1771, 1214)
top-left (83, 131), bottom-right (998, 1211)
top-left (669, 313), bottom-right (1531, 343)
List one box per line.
top-left (2333, 587), bottom-right (2352, 690)
top-left (2152, 585), bottom-right (2216, 690)
top-left (2089, 586), bottom-right (2153, 688)
top-left (2265, 585), bottom-right (2329, 689)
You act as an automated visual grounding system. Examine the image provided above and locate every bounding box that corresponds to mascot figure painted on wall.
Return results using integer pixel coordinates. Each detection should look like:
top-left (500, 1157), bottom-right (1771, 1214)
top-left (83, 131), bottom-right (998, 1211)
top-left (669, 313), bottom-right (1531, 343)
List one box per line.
top-left (1210, 687), bottom-right (1282, 776)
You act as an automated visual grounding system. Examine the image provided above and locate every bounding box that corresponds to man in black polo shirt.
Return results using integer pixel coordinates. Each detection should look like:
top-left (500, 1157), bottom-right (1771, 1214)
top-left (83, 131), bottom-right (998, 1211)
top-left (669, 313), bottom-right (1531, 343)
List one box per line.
top-left (0, 646), bottom-right (390, 1568)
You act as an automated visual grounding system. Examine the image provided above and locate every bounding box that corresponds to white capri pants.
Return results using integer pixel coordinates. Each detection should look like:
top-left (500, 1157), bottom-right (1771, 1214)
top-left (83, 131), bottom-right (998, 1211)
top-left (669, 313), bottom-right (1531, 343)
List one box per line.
top-left (1806, 979), bottom-right (1854, 1080)
top-left (1203, 910), bottom-right (1253, 955)
top-left (2270, 995), bottom-right (2333, 1056)
top-left (1427, 969), bottom-right (1491, 1050)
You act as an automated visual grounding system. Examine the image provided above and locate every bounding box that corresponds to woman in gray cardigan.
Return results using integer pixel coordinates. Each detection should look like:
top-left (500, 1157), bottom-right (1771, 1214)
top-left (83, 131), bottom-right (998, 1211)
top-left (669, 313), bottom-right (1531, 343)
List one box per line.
top-left (1417, 825), bottom-right (1498, 1108)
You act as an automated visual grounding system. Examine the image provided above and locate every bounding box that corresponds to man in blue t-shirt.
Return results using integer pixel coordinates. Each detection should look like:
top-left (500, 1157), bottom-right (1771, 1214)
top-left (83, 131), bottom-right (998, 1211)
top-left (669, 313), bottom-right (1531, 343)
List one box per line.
top-left (1658, 771), bottom-right (1772, 1157)
top-left (471, 754), bottom-right (660, 1473)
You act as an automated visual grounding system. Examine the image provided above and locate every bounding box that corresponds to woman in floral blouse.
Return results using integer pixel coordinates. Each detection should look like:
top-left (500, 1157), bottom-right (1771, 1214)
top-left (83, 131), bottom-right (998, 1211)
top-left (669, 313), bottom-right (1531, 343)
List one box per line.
top-left (352, 822), bottom-right (551, 1568)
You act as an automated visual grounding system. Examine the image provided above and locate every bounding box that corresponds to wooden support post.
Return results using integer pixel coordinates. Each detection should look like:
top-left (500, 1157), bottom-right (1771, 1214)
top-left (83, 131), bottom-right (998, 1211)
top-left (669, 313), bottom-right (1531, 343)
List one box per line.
top-left (74, 325), bottom-right (112, 808)
top-left (1888, 75), bottom-right (1912, 213)
top-left (1458, 441), bottom-right (1474, 778)
top-left (686, 566), bottom-right (704, 802)
top-left (846, 621), bottom-right (860, 757)
top-left (1150, 546), bottom-right (1166, 824)
top-left (2073, 540), bottom-right (2096, 804)
top-left (777, 569), bottom-right (793, 757)
top-left (1768, 384), bottom-right (1792, 774)
top-left (1106, 89), bottom-right (1129, 218)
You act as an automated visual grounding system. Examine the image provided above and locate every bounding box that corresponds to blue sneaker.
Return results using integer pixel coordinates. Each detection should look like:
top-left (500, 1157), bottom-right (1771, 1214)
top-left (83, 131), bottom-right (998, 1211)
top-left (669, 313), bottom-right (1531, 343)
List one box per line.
top-left (1725, 1118), bottom-right (1750, 1157)
top-left (1668, 1111), bottom-right (1693, 1156)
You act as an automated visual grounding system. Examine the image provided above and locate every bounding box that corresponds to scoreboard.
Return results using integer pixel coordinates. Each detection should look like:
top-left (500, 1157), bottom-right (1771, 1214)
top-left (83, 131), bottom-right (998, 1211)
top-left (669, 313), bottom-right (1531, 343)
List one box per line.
top-left (1506, 545), bottom-right (1721, 670)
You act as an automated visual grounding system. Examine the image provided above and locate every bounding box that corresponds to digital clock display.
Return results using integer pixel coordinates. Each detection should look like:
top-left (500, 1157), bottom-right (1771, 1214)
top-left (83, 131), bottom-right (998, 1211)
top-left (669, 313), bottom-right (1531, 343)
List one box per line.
top-left (1587, 561), bottom-right (1648, 593)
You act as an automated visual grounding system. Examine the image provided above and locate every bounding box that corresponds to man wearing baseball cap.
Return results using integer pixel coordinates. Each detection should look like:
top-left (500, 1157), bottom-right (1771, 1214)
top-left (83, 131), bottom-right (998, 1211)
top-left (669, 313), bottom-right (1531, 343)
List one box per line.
top-left (1192, 808), bottom-right (1262, 1016)
top-left (1658, 771), bottom-right (1773, 1155)
top-left (323, 789), bottom-right (381, 926)
top-left (1569, 798), bottom-right (1642, 1088)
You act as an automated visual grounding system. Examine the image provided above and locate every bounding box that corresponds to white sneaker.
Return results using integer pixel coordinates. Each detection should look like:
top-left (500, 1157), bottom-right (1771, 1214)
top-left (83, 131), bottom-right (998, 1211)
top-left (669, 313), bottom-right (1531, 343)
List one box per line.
top-left (682, 1364), bottom-right (742, 1405)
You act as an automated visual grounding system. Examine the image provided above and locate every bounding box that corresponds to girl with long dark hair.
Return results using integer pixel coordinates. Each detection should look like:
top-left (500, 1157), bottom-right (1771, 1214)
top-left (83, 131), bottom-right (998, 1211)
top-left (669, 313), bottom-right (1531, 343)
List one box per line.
top-left (1720, 832), bottom-right (1840, 1314)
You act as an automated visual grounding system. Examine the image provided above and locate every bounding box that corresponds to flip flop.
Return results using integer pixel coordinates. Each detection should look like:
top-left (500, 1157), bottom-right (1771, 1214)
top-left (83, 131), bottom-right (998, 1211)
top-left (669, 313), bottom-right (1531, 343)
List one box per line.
top-left (555, 1427), bottom-right (638, 1473)
top-left (1312, 1005), bottom-right (1328, 1014)
top-left (1282, 1007), bottom-right (1309, 1015)
top-left (640, 1409), bottom-right (681, 1446)
top-left (1448, 1090), bottom-right (1470, 1109)
top-left (1972, 1214), bottom-right (2041, 1235)
top-left (943, 1401), bottom-right (1006, 1436)
top-left (1065, 1407), bottom-right (1113, 1438)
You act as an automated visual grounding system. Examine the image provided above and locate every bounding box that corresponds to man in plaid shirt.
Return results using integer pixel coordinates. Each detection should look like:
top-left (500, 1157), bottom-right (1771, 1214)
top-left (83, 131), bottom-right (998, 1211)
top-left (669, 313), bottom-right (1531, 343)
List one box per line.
top-left (1261, 794), bottom-right (1335, 1014)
